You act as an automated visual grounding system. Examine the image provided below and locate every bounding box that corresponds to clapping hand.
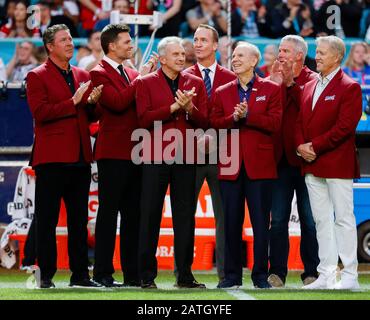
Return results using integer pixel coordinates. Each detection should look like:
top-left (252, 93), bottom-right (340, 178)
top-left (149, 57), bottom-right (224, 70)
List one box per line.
top-left (175, 87), bottom-right (197, 113)
top-left (297, 142), bottom-right (316, 162)
top-left (87, 84), bottom-right (103, 104)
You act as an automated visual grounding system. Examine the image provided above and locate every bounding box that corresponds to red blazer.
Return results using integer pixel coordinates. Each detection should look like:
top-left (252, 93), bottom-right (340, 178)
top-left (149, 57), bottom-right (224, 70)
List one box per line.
top-left (210, 76), bottom-right (282, 180)
top-left (26, 59), bottom-right (94, 167)
top-left (90, 60), bottom-right (139, 161)
top-left (136, 68), bottom-right (208, 163)
top-left (295, 69), bottom-right (362, 179)
top-left (184, 64), bottom-right (237, 101)
top-left (273, 66), bottom-right (317, 167)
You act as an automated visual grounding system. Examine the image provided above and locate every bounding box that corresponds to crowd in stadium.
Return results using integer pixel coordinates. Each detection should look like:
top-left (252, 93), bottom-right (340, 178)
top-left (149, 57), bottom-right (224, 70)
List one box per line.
top-left (0, 0), bottom-right (367, 292)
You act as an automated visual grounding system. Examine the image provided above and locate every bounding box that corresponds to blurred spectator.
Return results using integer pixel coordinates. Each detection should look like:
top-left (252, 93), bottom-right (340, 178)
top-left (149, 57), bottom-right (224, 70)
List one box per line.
top-left (315, 0), bottom-right (362, 38)
top-left (231, 0), bottom-right (270, 37)
top-left (6, 41), bottom-right (37, 82)
top-left (79, 0), bottom-right (110, 36)
top-left (37, 1), bottom-right (78, 37)
top-left (75, 45), bottom-right (92, 65)
top-left (0, 0), bottom-right (17, 27)
top-left (360, 0), bottom-right (370, 38)
top-left (94, 0), bottom-right (134, 37)
top-left (181, 38), bottom-right (196, 68)
top-left (343, 42), bottom-right (370, 85)
top-left (147, 0), bottom-right (182, 37)
top-left (259, 44), bottom-right (278, 77)
top-left (0, 1), bottom-right (40, 38)
top-left (0, 57), bottom-right (6, 81)
top-left (186, 0), bottom-right (228, 36)
top-left (78, 30), bottom-right (103, 70)
top-left (49, 0), bottom-right (80, 26)
top-left (34, 45), bottom-right (47, 64)
top-left (268, 0), bottom-right (315, 38)
top-left (217, 35), bottom-right (234, 69)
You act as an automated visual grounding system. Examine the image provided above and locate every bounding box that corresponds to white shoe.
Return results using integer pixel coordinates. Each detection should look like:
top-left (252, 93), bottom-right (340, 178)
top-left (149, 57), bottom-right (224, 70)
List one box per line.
top-left (334, 279), bottom-right (360, 290)
top-left (302, 274), bottom-right (336, 290)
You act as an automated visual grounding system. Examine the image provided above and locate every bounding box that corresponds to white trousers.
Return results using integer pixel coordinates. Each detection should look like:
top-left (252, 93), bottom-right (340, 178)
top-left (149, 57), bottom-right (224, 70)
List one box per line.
top-left (305, 174), bottom-right (358, 280)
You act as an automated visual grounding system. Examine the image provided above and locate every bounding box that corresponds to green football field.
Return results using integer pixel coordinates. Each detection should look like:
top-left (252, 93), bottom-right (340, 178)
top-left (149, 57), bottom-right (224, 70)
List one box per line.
top-left (0, 268), bottom-right (370, 300)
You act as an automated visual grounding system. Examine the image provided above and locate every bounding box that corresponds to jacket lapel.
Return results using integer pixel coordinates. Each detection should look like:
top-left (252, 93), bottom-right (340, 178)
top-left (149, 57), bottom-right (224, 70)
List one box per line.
top-left (309, 69), bottom-right (343, 122)
top-left (46, 59), bottom-right (74, 97)
top-left (247, 75), bottom-right (262, 112)
top-left (101, 60), bottom-right (127, 87)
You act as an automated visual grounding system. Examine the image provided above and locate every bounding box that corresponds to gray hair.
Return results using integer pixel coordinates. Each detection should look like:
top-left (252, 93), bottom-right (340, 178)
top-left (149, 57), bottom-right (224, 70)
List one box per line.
top-left (235, 41), bottom-right (261, 68)
top-left (281, 35), bottom-right (308, 59)
top-left (316, 36), bottom-right (346, 62)
top-left (43, 24), bottom-right (70, 54)
top-left (157, 36), bottom-right (183, 57)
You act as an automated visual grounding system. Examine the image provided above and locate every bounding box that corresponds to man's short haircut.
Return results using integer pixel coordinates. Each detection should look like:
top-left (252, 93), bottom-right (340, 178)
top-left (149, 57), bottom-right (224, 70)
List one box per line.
top-left (157, 36), bottom-right (183, 57)
top-left (100, 24), bottom-right (131, 54)
top-left (235, 41), bottom-right (261, 68)
top-left (43, 24), bottom-right (70, 55)
top-left (280, 35), bottom-right (308, 60)
top-left (316, 35), bottom-right (346, 62)
top-left (196, 24), bottom-right (219, 43)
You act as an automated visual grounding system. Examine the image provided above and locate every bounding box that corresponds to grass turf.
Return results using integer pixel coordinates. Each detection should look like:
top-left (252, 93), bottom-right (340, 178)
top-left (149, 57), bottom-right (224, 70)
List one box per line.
top-left (0, 269), bottom-right (370, 300)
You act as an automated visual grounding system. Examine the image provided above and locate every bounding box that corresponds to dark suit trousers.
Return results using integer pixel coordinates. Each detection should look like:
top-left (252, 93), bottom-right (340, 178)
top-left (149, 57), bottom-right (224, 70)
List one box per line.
top-left (195, 164), bottom-right (225, 280)
top-left (34, 164), bottom-right (91, 281)
top-left (220, 167), bottom-right (272, 284)
top-left (139, 163), bottom-right (196, 284)
top-left (94, 159), bottom-right (141, 283)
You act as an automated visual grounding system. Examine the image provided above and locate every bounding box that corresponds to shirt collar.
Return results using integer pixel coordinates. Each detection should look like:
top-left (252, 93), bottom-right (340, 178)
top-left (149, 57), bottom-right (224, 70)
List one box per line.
top-left (49, 58), bottom-right (71, 74)
top-left (198, 61), bottom-right (217, 75)
top-left (318, 66), bottom-right (340, 85)
top-left (238, 74), bottom-right (255, 91)
top-left (103, 55), bottom-right (123, 72)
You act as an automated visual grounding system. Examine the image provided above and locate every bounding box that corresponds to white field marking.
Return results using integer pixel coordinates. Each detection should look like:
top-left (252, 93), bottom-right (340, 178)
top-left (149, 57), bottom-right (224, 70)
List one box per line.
top-left (224, 288), bottom-right (256, 300)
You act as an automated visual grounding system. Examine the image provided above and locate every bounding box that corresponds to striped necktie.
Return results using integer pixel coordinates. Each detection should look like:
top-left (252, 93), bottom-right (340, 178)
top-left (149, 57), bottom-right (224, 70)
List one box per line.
top-left (203, 68), bottom-right (212, 98)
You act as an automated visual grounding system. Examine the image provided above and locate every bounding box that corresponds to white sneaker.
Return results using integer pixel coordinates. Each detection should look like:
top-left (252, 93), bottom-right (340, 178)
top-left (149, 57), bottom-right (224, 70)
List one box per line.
top-left (302, 274), bottom-right (336, 290)
top-left (334, 279), bottom-right (360, 290)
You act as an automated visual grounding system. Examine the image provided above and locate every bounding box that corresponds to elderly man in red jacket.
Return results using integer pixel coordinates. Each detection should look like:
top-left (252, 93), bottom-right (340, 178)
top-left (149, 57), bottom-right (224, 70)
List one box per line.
top-left (26, 24), bottom-right (102, 289)
top-left (296, 36), bottom-right (362, 290)
top-left (136, 36), bottom-right (208, 289)
top-left (210, 42), bottom-right (282, 289)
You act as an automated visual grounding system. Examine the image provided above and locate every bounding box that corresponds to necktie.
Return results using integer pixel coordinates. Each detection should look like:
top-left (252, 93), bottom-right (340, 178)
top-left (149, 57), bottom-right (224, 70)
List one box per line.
top-left (203, 68), bottom-right (212, 98)
top-left (117, 64), bottom-right (130, 84)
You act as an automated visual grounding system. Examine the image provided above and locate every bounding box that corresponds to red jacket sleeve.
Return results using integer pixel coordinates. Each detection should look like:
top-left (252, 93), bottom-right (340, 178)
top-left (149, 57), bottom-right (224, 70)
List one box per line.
top-left (311, 83), bottom-right (362, 155)
top-left (136, 78), bottom-right (172, 129)
top-left (27, 71), bottom-right (77, 123)
top-left (90, 69), bottom-right (138, 113)
top-left (209, 89), bottom-right (235, 129)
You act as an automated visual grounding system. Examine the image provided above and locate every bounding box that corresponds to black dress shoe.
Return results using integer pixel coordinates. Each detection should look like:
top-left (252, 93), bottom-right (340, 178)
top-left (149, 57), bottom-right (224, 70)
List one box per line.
top-left (69, 278), bottom-right (102, 288)
top-left (141, 281), bottom-right (157, 289)
top-left (175, 280), bottom-right (206, 289)
top-left (39, 279), bottom-right (55, 289)
top-left (93, 277), bottom-right (122, 288)
top-left (253, 280), bottom-right (272, 289)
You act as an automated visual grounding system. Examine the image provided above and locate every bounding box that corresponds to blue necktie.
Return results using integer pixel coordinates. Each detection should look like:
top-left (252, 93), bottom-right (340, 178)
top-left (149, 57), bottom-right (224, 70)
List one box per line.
top-left (203, 68), bottom-right (212, 98)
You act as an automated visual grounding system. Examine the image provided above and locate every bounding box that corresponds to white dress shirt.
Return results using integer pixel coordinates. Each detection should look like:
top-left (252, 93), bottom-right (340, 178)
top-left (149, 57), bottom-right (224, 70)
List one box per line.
top-left (102, 55), bottom-right (123, 75)
top-left (197, 61), bottom-right (218, 87)
top-left (312, 66), bottom-right (340, 110)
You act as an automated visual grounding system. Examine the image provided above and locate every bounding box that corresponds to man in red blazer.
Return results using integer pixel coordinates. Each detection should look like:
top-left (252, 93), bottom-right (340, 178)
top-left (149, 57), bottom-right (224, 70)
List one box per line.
top-left (26, 24), bottom-right (102, 288)
top-left (184, 24), bottom-right (236, 283)
top-left (89, 24), bottom-right (157, 288)
top-left (267, 35), bottom-right (319, 288)
top-left (136, 36), bottom-right (208, 289)
top-left (296, 36), bottom-right (362, 290)
top-left (210, 42), bottom-right (282, 289)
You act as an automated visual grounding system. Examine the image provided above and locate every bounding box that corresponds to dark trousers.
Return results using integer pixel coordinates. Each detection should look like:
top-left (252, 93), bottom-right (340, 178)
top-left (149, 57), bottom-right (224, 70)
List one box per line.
top-left (93, 159), bottom-right (141, 282)
top-left (34, 164), bottom-right (91, 281)
top-left (195, 164), bottom-right (225, 280)
top-left (139, 163), bottom-right (196, 284)
top-left (22, 219), bottom-right (36, 266)
top-left (220, 167), bottom-right (272, 284)
top-left (269, 164), bottom-right (319, 282)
